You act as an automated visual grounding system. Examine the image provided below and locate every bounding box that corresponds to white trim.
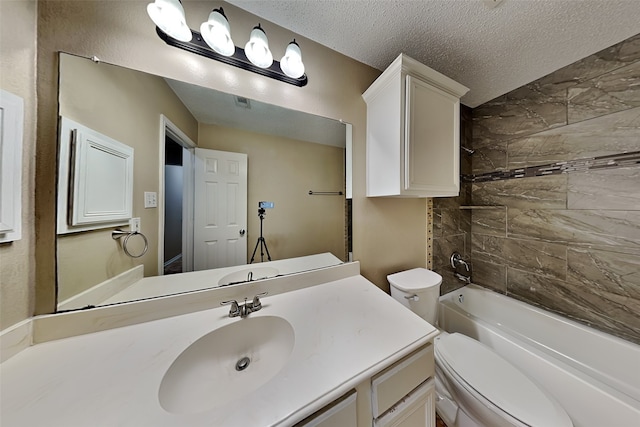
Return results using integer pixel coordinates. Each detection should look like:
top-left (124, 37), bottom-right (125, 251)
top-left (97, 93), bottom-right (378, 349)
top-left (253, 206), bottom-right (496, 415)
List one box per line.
top-left (32, 262), bottom-right (361, 344)
top-left (0, 318), bottom-right (32, 363)
top-left (57, 265), bottom-right (144, 311)
top-left (158, 115), bottom-right (196, 276)
top-left (182, 147), bottom-right (195, 273)
top-left (344, 122), bottom-right (353, 200)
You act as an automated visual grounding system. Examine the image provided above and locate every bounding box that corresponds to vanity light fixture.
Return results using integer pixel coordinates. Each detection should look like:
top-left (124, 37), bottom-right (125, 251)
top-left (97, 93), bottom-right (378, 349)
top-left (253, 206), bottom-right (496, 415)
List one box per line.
top-left (146, 0), bottom-right (192, 42)
top-left (200, 7), bottom-right (235, 57)
top-left (147, 3), bottom-right (308, 87)
top-left (280, 39), bottom-right (305, 79)
top-left (244, 24), bottom-right (273, 69)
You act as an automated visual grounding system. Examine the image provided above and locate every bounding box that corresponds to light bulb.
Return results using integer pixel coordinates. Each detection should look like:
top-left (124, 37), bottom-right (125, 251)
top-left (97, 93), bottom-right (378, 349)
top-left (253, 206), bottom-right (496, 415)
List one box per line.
top-left (147, 0), bottom-right (192, 42)
top-left (244, 24), bottom-right (273, 69)
top-left (200, 7), bottom-right (235, 57)
top-left (280, 40), bottom-right (305, 78)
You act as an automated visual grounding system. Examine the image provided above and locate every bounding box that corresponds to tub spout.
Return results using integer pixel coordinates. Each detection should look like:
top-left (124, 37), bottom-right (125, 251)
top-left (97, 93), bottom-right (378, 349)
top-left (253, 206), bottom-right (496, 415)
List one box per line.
top-left (455, 272), bottom-right (471, 284)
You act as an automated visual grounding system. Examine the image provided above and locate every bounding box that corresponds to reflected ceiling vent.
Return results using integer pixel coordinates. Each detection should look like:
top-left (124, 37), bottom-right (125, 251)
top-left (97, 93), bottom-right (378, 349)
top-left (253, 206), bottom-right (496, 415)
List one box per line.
top-left (234, 96), bottom-right (251, 109)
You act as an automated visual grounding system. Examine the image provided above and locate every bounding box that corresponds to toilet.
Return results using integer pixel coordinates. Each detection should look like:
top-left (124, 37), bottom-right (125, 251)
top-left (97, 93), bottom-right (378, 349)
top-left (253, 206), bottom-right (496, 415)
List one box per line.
top-left (388, 268), bottom-right (573, 427)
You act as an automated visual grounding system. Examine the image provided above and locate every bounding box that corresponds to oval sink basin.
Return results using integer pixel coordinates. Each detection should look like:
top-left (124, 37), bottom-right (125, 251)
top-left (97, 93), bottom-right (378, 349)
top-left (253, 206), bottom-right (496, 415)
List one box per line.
top-left (159, 315), bottom-right (295, 414)
top-left (218, 267), bottom-right (280, 287)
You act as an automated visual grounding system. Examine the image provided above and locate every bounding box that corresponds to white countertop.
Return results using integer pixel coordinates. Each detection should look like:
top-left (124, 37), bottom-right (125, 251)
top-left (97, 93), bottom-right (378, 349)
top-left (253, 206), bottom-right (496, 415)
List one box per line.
top-left (101, 252), bottom-right (344, 305)
top-left (1, 275), bottom-right (437, 427)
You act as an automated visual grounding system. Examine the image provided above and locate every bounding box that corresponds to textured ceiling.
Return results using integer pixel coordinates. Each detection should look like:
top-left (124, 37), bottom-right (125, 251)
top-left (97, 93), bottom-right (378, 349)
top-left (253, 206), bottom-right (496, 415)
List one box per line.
top-left (226, 0), bottom-right (640, 107)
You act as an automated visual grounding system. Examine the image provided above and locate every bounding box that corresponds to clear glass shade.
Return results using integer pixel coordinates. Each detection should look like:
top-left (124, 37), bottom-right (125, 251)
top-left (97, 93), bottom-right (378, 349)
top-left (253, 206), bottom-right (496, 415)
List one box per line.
top-left (280, 41), bottom-right (305, 79)
top-left (244, 25), bottom-right (273, 69)
top-left (146, 0), bottom-right (192, 42)
top-left (200, 8), bottom-right (235, 57)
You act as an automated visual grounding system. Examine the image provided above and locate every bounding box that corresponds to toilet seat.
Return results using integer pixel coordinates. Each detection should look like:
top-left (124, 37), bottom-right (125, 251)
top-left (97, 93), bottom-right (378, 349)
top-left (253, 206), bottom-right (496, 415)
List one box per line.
top-left (435, 333), bottom-right (572, 427)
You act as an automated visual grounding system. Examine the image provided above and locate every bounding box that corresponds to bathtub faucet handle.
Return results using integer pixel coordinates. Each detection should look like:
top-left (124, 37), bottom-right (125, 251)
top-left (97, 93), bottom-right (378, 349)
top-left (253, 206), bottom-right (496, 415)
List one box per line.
top-left (450, 252), bottom-right (470, 272)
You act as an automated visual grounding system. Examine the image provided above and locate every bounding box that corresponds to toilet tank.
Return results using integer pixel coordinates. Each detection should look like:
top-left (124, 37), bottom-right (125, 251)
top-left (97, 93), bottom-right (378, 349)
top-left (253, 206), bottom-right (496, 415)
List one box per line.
top-left (388, 268), bottom-right (442, 325)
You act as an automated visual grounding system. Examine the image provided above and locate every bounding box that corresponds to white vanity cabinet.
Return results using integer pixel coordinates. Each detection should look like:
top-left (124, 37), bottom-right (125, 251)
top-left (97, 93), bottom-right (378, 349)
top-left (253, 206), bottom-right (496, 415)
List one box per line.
top-left (295, 391), bottom-right (358, 427)
top-left (372, 345), bottom-right (436, 427)
top-left (363, 54), bottom-right (469, 198)
top-left (294, 344), bottom-right (436, 427)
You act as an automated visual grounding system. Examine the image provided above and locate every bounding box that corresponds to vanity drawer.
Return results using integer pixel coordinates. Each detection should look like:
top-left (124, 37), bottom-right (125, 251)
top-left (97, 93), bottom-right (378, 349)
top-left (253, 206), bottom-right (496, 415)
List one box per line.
top-left (371, 344), bottom-right (434, 418)
top-left (295, 390), bottom-right (357, 427)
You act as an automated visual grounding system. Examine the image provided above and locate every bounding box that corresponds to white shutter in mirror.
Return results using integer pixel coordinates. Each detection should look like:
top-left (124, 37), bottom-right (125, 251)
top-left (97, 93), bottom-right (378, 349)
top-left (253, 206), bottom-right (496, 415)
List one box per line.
top-left (0, 89), bottom-right (24, 243)
top-left (69, 125), bottom-right (134, 226)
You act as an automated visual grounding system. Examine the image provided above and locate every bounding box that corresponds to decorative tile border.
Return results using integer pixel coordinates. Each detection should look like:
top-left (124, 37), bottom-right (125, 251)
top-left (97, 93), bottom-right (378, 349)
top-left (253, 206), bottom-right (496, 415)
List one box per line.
top-left (464, 150), bottom-right (640, 183)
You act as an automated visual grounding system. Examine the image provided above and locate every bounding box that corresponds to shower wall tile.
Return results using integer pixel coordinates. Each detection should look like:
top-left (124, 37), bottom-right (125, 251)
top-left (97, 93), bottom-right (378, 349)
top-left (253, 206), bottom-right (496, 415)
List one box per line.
top-left (470, 208), bottom-right (507, 237)
top-left (434, 207), bottom-right (471, 239)
top-left (438, 208), bottom-right (468, 235)
top-left (473, 89), bottom-right (567, 141)
top-left (567, 248), bottom-right (640, 300)
top-left (433, 183), bottom-right (471, 209)
top-left (507, 209), bottom-right (640, 253)
top-left (568, 61), bottom-right (640, 124)
top-left (472, 235), bottom-right (566, 280)
top-left (433, 208), bottom-right (443, 239)
top-left (472, 261), bottom-right (507, 294)
top-left (507, 106), bottom-right (640, 169)
top-left (568, 167), bottom-right (640, 210)
top-left (433, 233), bottom-right (467, 270)
top-left (471, 136), bottom-right (508, 174)
top-left (431, 108), bottom-right (472, 296)
top-left (507, 267), bottom-right (640, 344)
top-left (469, 34), bottom-right (640, 344)
top-left (438, 267), bottom-right (470, 296)
top-left (461, 106), bottom-right (473, 175)
top-left (472, 175), bottom-right (567, 209)
top-left (529, 33), bottom-right (640, 97)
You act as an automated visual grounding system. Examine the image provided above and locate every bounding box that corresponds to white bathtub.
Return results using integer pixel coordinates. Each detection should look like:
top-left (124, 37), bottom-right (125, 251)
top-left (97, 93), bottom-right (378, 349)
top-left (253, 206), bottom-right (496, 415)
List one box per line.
top-left (437, 284), bottom-right (640, 427)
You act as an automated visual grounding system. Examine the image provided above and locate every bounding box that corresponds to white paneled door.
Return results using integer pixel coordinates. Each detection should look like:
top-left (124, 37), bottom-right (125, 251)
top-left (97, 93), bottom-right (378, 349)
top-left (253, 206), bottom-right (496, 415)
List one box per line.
top-left (194, 148), bottom-right (248, 271)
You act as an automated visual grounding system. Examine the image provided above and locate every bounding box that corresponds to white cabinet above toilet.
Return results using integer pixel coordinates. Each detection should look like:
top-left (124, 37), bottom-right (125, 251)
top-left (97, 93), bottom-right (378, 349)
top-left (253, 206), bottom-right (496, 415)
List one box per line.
top-left (363, 54), bottom-right (469, 198)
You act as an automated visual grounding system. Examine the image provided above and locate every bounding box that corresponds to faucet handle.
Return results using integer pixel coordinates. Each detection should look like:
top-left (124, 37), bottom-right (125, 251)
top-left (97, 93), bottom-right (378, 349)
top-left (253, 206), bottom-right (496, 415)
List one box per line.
top-left (221, 299), bottom-right (241, 317)
top-left (251, 292), bottom-right (268, 310)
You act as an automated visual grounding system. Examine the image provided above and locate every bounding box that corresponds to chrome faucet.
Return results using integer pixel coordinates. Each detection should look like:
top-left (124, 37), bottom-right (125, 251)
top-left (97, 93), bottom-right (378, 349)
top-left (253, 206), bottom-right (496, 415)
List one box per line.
top-left (450, 252), bottom-right (470, 272)
top-left (450, 252), bottom-right (472, 283)
top-left (221, 292), bottom-right (268, 318)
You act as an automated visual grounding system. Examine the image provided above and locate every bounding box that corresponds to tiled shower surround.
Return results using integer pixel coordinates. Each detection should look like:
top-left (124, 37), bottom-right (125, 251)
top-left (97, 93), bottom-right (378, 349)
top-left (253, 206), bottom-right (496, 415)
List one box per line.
top-left (433, 33), bottom-right (640, 345)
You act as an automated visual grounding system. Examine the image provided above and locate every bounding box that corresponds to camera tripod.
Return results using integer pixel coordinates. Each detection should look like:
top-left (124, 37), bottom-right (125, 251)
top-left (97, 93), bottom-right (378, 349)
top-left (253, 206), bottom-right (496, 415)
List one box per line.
top-left (250, 208), bottom-right (272, 263)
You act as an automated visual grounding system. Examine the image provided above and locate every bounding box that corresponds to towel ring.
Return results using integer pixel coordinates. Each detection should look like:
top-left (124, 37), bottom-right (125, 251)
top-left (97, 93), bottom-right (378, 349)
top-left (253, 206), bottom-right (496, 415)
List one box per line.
top-left (112, 229), bottom-right (149, 258)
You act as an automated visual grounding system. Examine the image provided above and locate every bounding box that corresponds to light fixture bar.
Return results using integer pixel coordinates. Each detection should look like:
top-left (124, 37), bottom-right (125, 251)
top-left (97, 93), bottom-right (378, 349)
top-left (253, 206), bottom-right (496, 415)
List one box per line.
top-left (155, 27), bottom-right (308, 87)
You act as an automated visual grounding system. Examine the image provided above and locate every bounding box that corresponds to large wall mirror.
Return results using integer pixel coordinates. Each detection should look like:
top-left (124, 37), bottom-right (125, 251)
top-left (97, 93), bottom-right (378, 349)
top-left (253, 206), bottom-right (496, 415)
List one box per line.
top-left (56, 53), bottom-right (351, 311)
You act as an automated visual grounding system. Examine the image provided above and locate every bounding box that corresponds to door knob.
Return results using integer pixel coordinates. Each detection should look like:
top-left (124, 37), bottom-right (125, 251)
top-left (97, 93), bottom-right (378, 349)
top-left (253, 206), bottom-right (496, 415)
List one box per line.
top-left (239, 229), bottom-right (246, 236)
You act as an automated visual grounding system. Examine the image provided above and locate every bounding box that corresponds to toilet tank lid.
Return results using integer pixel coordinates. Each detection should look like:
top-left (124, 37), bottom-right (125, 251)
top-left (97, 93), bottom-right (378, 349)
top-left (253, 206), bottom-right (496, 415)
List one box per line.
top-left (387, 268), bottom-right (442, 291)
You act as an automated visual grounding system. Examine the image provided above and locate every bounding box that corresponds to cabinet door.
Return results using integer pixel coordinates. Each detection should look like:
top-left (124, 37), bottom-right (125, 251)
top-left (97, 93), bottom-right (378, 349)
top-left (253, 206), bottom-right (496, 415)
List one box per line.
top-left (374, 379), bottom-right (435, 427)
top-left (404, 76), bottom-right (460, 196)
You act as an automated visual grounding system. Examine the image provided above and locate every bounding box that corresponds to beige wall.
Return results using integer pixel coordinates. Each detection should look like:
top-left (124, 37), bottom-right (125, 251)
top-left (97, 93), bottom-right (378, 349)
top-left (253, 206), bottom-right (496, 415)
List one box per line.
top-left (199, 124), bottom-right (346, 262)
top-left (0, 1), bottom-right (37, 330)
top-left (56, 54), bottom-right (198, 302)
top-left (26, 0), bottom-right (427, 321)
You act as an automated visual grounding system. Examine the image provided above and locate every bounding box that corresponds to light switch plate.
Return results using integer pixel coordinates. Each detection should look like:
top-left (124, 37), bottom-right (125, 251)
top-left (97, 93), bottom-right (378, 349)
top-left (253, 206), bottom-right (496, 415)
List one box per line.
top-left (144, 192), bottom-right (157, 208)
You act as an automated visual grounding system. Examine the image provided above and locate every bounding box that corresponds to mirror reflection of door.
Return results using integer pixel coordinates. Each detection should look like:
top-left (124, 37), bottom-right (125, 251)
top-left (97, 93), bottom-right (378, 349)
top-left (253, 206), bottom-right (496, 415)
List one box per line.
top-left (194, 148), bottom-right (248, 271)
